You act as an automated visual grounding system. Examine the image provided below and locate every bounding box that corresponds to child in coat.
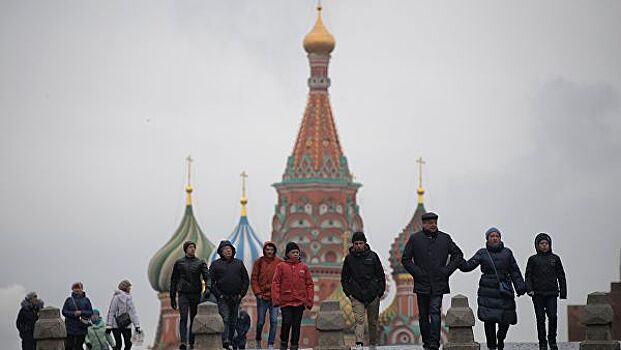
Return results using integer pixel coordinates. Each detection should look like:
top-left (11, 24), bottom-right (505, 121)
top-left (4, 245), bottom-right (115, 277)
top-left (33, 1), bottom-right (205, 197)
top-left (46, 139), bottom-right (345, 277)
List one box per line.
top-left (86, 309), bottom-right (115, 350)
top-left (525, 233), bottom-right (567, 350)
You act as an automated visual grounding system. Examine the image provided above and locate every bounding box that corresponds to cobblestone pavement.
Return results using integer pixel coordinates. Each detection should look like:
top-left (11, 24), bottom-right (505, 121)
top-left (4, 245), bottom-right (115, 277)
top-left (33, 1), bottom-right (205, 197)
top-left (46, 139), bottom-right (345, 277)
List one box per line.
top-left (245, 343), bottom-right (588, 350)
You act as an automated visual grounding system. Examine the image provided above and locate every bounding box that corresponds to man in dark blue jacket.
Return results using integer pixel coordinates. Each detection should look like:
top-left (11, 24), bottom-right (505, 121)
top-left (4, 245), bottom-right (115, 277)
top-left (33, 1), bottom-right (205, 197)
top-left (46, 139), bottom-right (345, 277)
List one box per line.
top-left (401, 212), bottom-right (464, 350)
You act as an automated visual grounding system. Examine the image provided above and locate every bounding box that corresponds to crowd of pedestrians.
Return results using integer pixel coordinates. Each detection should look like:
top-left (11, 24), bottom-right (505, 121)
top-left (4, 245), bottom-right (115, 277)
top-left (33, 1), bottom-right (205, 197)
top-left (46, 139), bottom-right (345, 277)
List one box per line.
top-left (18, 211), bottom-right (567, 350)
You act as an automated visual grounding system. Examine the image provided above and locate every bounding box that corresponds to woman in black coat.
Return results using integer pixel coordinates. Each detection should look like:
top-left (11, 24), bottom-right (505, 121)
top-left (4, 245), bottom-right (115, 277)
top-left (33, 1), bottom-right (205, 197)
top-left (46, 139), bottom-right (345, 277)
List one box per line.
top-left (16, 292), bottom-right (44, 350)
top-left (460, 227), bottom-right (527, 350)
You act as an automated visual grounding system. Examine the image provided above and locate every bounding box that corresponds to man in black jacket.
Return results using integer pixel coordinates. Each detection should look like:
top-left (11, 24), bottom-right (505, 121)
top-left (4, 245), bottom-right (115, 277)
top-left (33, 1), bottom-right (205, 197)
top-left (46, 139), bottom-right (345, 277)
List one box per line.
top-left (401, 212), bottom-right (464, 350)
top-left (525, 233), bottom-right (567, 350)
top-left (209, 240), bottom-right (250, 350)
top-left (170, 240), bottom-right (210, 350)
top-left (16, 292), bottom-right (44, 350)
top-left (341, 231), bottom-right (386, 347)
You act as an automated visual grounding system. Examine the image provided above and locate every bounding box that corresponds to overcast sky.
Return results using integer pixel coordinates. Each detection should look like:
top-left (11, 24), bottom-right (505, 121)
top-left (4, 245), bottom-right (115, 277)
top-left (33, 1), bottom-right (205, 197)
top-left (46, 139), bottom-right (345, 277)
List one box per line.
top-left (1, 0), bottom-right (620, 347)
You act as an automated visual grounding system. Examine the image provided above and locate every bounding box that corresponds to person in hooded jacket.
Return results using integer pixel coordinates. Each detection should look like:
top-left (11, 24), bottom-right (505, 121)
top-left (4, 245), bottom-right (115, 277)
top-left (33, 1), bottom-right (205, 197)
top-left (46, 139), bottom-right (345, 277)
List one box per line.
top-left (459, 227), bottom-right (527, 350)
top-left (525, 233), bottom-right (567, 350)
top-left (106, 280), bottom-right (141, 350)
top-left (401, 212), bottom-right (464, 350)
top-left (170, 240), bottom-right (210, 350)
top-left (16, 291), bottom-right (44, 350)
top-left (209, 240), bottom-right (250, 350)
top-left (86, 309), bottom-right (116, 350)
top-left (341, 231), bottom-right (386, 347)
top-left (251, 241), bottom-right (283, 348)
top-left (271, 242), bottom-right (314, 350)
top-left (62, 282), bottom-right (94, 350)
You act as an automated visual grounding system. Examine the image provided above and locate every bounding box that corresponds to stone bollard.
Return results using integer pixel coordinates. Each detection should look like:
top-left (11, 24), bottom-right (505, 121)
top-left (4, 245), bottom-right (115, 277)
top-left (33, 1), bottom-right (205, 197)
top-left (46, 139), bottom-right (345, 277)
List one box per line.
top-left (192, 301), bottom-right (225, 350)
top-left (444, 295), bottom-right (479, 350)
top-left (315, 300), bottom-right (346, 350)
top-left (34, 306), bottom-right (66, 350)
top-left (580, 292), bottom-right (620, 350)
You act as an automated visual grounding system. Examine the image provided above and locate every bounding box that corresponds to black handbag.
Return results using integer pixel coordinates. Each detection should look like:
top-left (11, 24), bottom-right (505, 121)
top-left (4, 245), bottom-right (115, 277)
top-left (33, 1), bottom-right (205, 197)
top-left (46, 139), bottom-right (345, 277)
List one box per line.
top-left (112, 295), bottom-right (132, 329)
top-left (485, 249), bottom-right (515, 298)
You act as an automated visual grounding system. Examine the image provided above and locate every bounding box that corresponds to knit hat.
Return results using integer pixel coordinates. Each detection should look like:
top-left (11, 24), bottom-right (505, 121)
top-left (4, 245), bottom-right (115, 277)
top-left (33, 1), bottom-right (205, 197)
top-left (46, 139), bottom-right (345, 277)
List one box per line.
top-left (485, 227), bottom-right (502, 240)
top-left (285, 242), bottom-right (300, 256)
top-left (118, 279), bottom-right (132, 292)
top-left (421, 212), bottom-right (439, 221)
top-left (71, 282), bottom-right (83, 290)
top-left (351, 231), bottom-right (367, 243)
top-left (183, 240), bottom-right (196, 253)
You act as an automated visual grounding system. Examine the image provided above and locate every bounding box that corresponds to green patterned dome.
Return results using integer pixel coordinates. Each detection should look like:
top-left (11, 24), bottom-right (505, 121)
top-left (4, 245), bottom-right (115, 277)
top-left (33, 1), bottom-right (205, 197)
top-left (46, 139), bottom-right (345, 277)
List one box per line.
top-left (148, 186), bottom-right (215, 293)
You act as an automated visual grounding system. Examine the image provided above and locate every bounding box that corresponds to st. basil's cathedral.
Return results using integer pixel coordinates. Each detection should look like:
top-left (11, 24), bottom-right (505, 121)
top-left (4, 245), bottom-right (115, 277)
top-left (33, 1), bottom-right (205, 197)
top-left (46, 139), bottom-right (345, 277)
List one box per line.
top-left (148, 5), bottom-right (444, 349)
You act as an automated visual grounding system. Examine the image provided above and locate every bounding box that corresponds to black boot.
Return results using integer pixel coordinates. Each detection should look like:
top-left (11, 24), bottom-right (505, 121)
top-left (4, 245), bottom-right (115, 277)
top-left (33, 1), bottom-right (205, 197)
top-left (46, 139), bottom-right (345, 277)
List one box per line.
top-left (279, 341), bottom-right (287, 350)
top-left (549, 339), bottom-right (558, 350)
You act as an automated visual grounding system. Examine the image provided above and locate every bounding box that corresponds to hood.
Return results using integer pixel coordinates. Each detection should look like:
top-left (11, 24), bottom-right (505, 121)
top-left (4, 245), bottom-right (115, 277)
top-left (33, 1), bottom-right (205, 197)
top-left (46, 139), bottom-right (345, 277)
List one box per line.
top-left (284, 256), bottom-right (301, 264)
top-left (349, 244), bottom-right (371, 257)
top-left (217, 240), bottom-right (236, 258)
top-left (263, 241), bottom-right (277, 255)
top-left (535, 232), bottom-right (553, 253)
top-left (21, 298), bottom-right (44, 310)
top-left (113, 289), bottom-right (130, 301)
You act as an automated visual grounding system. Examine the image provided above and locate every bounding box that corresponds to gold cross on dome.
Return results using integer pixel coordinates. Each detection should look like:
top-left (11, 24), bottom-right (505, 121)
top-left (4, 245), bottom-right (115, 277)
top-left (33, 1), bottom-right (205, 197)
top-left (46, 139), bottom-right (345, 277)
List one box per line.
top-left (186, 155), bottom-right (194, 186)
top-left (416, 156), bottom-right (425, 189)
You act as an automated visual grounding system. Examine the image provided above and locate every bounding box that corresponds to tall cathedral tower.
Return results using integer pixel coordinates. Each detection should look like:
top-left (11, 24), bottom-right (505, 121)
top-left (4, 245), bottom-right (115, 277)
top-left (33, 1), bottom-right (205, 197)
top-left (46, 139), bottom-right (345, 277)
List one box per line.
top-left (271, 5), bottom-right (363, 347)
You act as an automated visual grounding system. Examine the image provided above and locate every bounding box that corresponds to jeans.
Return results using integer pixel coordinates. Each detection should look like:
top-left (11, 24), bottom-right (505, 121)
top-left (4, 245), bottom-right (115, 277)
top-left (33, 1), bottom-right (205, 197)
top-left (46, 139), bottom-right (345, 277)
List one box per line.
top-left (179, 293), bottom-right (201, 346)
top-left (256, 298), bottom-right (279, 346)
top-left (218, 297), bottom-right (241, 346)
top-left (112, 328), bottom-right (132, 350)
top-left (533, 295), bottom-right (558, 347)
top-left (280, 306), bottom-right (304, 350)
top-left (417, 294), bottom-right (443, 349)
top-left (351, 297), bottom-right (380, 345)
top-left (484, 322), bottom-right (510, 349)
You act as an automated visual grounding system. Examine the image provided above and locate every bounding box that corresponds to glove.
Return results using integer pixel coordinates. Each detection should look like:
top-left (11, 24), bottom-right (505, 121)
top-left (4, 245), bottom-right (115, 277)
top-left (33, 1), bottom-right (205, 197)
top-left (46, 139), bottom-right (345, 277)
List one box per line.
top-left (305, 303), bottom-right (312, 310)
top-left (86, 343), bottom-right (93, 349)
top-left (170, 297), bottom-right (177, 310)
top-left (560, 295), bottom-right (567, 300)
top-left (135, 327), bottom-right (142, 334)
top-left (105, 328), bottom-right (112, 334)
top-left (527, 291), bottom-right (534, 297)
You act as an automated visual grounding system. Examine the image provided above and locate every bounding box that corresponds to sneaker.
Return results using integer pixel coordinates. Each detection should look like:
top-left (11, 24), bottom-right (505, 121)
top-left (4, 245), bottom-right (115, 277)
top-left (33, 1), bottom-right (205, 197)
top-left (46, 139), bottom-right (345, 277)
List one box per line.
top-left (267, 345), bottom-right (274, 349)
top-left (354, 343), bottom-right (363, 349)
top-left (179, 345), bottom-right (187, 350)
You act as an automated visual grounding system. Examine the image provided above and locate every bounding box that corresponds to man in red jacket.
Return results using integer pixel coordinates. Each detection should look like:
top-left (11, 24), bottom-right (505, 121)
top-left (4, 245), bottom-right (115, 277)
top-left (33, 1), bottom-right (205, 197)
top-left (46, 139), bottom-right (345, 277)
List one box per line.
top-left (271, 242), bottom-right (314, 350)
top-left (251, 241), bottom-right (283, 348)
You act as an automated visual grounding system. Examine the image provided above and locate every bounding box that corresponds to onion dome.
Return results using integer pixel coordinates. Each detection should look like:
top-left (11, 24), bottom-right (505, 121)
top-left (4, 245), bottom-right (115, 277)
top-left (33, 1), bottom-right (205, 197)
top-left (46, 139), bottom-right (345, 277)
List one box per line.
top-left (303, 4), bottom-right (335, 55)
top-left (148, 157), bottom-right (216, 293)
top-left (209, 172), bottom-right (264, 270)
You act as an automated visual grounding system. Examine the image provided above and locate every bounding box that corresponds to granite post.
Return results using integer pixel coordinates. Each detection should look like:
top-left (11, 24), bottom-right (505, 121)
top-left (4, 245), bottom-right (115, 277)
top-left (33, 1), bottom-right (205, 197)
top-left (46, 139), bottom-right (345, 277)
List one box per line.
top-left (33, 306), bottom-right (66, 350)
top-left (580, 292), bottom-right (620, 350)
top-left (444, 295), bottom-right (480, 350)
top-left (192, 301), bottom-right (225, 350)
top-left (315, 300), bottom-right (346, 350)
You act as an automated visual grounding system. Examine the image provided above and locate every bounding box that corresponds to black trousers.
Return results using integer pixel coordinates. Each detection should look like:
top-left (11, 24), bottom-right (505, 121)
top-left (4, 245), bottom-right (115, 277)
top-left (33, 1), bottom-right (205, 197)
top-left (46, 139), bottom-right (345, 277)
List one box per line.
top-left (217, 297), bottom-right (240, 346)
top-left (65, 334), bottom-right (86, 350)
top-left (417, 294), bottom-right (443, 349)
top-left (179, 293), bottom-right (201, 346)
top-left (280, 306), bottom-right (304, 350)
top-left (21, 338), bottom-right (35, 350)
top-left (112, 328), bottom-right (132, 350)
top-left (533, 295), bottom-right (558, 346)
top-left (484, 322), bottom-right (510, 349)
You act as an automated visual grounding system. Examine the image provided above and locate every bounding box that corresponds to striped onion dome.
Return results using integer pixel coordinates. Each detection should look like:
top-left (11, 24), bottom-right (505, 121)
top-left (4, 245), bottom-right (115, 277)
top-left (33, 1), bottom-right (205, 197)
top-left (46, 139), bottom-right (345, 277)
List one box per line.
top-left (209, 175), bottom-right (264, 270)
top-left (148, 185), bottom-right (215, 293)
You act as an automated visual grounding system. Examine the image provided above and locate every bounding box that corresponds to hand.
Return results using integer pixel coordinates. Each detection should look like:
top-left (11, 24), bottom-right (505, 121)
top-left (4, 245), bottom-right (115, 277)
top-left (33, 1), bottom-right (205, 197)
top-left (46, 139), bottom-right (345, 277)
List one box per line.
top-left (527, 291), bottom-right (534, 297)
top-left (135, 327), bottom-right (142, 334)
top-left (305, 304), bottom-right (312, 310)
top-left (560, 295), bottom-right (567, 300)
top-left (86, 343), bottom-right (93, 349)
top-left (105, 327), bottom-right (112, 334)
top-left (170, 298), bottom-right (177, 310)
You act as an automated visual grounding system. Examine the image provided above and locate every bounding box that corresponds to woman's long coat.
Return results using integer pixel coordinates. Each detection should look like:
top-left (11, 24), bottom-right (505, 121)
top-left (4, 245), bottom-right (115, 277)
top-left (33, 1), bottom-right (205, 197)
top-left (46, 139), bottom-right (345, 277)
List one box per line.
top-left (460, 243), bottom-right (527, 324)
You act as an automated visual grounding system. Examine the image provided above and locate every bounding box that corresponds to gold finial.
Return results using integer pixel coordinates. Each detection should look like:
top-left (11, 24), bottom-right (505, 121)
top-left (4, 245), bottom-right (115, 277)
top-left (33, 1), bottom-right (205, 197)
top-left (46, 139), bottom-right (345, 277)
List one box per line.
top-left (240, 171), bottom-right (248, 217)
top-left (416, 157), bottom-right (426, 204)
top-left (185, 155), bottom-right (194, 205)
top-left (303, 1), bottom-right (335, 55)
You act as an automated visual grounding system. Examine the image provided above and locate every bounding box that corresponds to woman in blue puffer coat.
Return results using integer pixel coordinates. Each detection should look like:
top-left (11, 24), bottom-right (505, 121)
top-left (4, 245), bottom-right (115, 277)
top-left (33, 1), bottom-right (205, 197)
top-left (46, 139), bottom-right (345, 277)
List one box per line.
top-left (460, 227), bottom-right (527, 350)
